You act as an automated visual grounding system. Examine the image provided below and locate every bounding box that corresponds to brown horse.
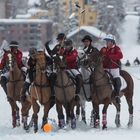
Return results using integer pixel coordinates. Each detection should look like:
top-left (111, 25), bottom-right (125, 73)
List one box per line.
top-left (53, 55), bottom-right (76, 129)
top-left (84, 48), bottom-right (134, 129)
top-left (29, 51), bottom-right (52, 133)
top-left (6, 53), bottom-right (26, 128)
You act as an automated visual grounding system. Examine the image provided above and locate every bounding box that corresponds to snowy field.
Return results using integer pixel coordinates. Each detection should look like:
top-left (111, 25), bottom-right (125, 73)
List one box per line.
top-left (0, 66), bottom-right (140, 140)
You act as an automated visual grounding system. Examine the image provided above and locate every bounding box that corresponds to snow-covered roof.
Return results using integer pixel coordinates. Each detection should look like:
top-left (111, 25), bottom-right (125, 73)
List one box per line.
top-left (16, 14), bottom-right (32, 19)
top-left (0, 19), bottom-right (52, 23)
top-left (28, 8), bottom-right (48, 15)
top-left (28, 0), bottom-right (40, 6)
top-left (16, 8), bottom-right (48, 19)
top-left (67, 26), bottom-right (106, 39)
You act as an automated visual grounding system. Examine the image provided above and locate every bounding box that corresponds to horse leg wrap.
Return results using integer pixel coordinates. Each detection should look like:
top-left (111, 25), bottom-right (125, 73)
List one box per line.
top-left (90, 110), bottom-right (94, 127)
top-left (115, 112), bottom-right (120, 127)
top-left (22, 116), bottom-right (28, 130)
top-left (16, 111), bottom-right (20, 127)
top-left (128, 114), bottom-right (133, 127)
top-left (102, 113), bottom-right (107, 126)
top-left (58, 119), bottom-right (65, 128)
top-left (33, 116), bottom-right (38, 133)
top-left (94, 119), bottom-right (100, 128)
top-left (82, 109), bottom-right (86, 124)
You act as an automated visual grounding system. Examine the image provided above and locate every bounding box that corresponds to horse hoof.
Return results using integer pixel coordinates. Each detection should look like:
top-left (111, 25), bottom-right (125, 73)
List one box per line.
top-left (102, 125), bottom-right (107, 130)
top-left (12, 125), bottom-right (16, 128)
top-left (76, 115), bottom-right (79, 120)
top-left (82, 118), bottom-right (87, 124)
top-left (16, 121), bottom-right (20, 127)
top-left (127, 123), bottom-right (133, 128)
top-left (58, 119), bottom-right (65, 129)
top-left (71, 118), bottom-right (76, 129)
top-left (34, 129), bottom-right (38, 133)
top-left (115, 121), bottom-right (121, 128)
top-left (34, 126), bottom-right (38, 133)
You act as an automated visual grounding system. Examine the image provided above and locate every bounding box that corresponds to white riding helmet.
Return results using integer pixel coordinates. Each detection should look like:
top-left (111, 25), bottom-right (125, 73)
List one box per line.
top-left (104, 34), bottom-right (116, 42)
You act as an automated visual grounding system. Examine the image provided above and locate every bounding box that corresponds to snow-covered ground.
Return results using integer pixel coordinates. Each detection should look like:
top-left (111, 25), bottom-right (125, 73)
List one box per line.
top-left (0, 66), bottom-right (140, 140)
top-left (119, 14), bottom-right (140, 64)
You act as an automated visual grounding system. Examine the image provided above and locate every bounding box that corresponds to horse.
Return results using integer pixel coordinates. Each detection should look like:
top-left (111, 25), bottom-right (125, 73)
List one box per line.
top-left (6, 52), bottom-right (27, 128)
top-left (53, 55), bottom-right (76, 129)
top-left (74, 54), bottom-right (92, 124)
top-left (29, 51), bottom-right (52, 133)
top-left (84, 48), bottom-right (134, 129)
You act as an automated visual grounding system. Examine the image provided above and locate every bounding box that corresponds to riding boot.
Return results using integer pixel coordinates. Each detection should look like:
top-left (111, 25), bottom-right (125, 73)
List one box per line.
top-left (0, 76), bottom-right (8, 95)
top-left (21, 82), bottom-right (30, 102)
top-left (114, 77), bottom-right (121, 104)
top-left (21, 71), bottom-right (26, 81)
top-left (49, 73), bottom-right (57, 96)
top-left (75, 74), bottom-right (83, 95)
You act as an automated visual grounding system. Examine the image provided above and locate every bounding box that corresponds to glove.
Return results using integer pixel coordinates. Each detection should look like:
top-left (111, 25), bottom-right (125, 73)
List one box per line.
top-left (20, 95), bottom-right (26, 103)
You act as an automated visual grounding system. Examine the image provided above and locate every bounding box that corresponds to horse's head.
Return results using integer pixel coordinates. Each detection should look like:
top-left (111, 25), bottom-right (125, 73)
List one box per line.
top-left (7, 52), bottom-right (18, 71)
top-left (53, 55), bottom-right (67, 70)
top-left (35, 51), bottom-right (46, 71)
top-left (84, 48), bottom-right (103, 68)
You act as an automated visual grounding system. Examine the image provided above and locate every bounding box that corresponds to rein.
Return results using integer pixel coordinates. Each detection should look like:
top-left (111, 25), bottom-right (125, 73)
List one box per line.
top-left (33, 82), bottom-right (50, 88)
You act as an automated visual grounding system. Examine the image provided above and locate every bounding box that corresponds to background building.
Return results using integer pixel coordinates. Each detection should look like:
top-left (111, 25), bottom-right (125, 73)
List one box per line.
top-left (0, 19), bottom-right (53, 51)
top-left (0, 0), bottom-right (6, 18)
top-left (67, 25), bottom-right (106, 49)
top-left (64, 0), bottom-right (98, 26)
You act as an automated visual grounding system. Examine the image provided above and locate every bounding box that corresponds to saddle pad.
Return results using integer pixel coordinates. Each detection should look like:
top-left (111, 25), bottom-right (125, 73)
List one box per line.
top-left (120, 76), bottom-right (127, 90)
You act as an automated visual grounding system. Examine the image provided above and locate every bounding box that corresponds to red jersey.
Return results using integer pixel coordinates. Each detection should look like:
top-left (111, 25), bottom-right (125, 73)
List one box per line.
top-left (100, 45), bottom-right (123, 69)
top-left (64, 49), bottom-right (78, 69)
top-left (0, 50), bottom-right (23, 70)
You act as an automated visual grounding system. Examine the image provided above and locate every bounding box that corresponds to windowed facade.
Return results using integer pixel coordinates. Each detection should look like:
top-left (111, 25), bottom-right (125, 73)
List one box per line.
top-left (0, 19), bottom-right (53, 51)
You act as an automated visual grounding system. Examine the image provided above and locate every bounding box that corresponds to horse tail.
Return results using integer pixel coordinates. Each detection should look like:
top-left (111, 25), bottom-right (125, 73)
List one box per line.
top-left (120, 70), bottom-right (134, 94)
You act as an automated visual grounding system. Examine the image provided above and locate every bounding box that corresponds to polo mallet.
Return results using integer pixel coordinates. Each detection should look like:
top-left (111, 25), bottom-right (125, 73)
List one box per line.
top-left (73, 2), bottom-right (86, 48)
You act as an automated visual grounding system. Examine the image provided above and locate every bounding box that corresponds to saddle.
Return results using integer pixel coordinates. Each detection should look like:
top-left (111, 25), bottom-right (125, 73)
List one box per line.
top-left (104, 70), bottom-right (127, 91)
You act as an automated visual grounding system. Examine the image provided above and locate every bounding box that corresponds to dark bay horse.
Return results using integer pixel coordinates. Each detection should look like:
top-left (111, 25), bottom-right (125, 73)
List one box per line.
top-left (6, 53), bottom-right (25, 128)
top-left (53, 55), bottom-right (76, 129)
top-left (84, 48), bottom-right (134, 129)
top-left (29, 51), bottom-right (52, 133)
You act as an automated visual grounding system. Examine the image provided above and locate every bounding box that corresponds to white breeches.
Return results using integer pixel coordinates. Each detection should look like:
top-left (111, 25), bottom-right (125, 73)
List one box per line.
top-left (66, 69), bottom-right (80, 78)
top-left (105, 68), bottom-right (120, 78)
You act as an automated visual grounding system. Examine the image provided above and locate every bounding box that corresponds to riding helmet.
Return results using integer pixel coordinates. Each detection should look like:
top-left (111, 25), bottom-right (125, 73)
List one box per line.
top-left (82, 35), bottom-right (92, 42)
top-left (56, 33), bottom-right (66, 40)
top-left (9, 41), bottom-right (19, 48)
top-left (104, 34), bottom-right (116, 43)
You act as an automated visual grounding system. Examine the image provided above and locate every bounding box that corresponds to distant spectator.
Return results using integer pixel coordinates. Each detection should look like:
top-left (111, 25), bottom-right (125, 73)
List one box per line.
top-left (134, 57), bottom-right (140, 65)
top-left (125, 60), bottom-right (131, 66)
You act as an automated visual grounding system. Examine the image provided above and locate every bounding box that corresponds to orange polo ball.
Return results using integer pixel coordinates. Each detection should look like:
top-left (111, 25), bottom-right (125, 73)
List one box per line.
top-left (43, 123), bottom-right (52, 133)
